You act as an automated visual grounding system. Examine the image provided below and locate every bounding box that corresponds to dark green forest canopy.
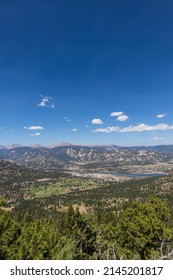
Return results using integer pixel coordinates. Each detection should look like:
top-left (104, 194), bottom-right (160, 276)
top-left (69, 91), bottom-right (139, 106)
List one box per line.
top-left (0, 196), bottom-right (173, 260)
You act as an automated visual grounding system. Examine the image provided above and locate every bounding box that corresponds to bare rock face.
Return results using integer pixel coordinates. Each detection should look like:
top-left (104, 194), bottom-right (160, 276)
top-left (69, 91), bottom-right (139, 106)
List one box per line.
top-left (0, 144), bottom-right (173, 169)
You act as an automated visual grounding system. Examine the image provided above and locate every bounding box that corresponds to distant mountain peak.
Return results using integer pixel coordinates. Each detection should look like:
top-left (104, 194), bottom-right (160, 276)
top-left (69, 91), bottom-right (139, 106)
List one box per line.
top-left (0, 144), bottom-right (23, 150)
top-left (29, 144), bottom-right (44, 148)
top-left (48, 142), bottom-right (73, 148)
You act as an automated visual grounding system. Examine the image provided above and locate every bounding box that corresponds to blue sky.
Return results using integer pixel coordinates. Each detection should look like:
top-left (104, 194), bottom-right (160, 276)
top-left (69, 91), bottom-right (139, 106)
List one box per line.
top-left (0, 0), bottom-right (173, 146)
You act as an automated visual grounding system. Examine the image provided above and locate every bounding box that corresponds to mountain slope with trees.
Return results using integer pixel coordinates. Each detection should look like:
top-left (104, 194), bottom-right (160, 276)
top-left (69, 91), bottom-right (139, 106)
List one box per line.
top-left (0, 144), bottom-right (173, 169)
top-left (0, 196), bottom-right (173, 260)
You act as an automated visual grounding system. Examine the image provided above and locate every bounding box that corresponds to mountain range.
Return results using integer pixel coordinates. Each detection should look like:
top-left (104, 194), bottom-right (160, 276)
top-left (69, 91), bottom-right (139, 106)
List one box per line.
top-left (0, 143), bottom-right (173, 169)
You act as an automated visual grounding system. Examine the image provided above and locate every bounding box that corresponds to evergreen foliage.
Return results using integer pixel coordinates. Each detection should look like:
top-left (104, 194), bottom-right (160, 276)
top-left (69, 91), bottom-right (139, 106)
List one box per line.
top-left (0, 196), bottom-right (173, 260)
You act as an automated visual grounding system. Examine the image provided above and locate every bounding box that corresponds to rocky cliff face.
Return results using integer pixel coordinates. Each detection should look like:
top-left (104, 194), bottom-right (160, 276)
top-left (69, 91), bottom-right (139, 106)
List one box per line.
top-left (0, 144), bottom-right (172, 169)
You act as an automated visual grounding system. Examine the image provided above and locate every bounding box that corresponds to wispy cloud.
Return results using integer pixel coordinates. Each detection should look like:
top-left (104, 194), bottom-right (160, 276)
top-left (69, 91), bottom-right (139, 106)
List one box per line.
top-left (110, 111), bottom-right (123, 117)
top-left (91, 118), bottom-right (104, 125)
top-left (24, 126), bottom-right (44, 130)
top-left (94, 126), bottom-right (120, 133)
top-left (63, 117), bottom-right (71, 122)
top-left (94, 123), bottom-right (173, 133)
top-left (156, 113), bottom-right (167, 119)
top-left (153, 137), bottom-right (165, 140)
top-left (71, 128), bottom-right (78, 132)
top-left (117, 114), bottom-right (129, 122)
top-left (38, 96), bottom-right (55, 108)
top-left (121, 123), bottom-right (173, 132)
top-left (30, 132), bottom-right (41, 137)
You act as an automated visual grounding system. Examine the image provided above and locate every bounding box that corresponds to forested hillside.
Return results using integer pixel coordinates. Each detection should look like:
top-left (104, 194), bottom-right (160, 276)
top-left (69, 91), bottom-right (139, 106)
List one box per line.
top-left (1, 156), bottom-right (173, 260)
top-left (0, 196), bottom-right (173, 260)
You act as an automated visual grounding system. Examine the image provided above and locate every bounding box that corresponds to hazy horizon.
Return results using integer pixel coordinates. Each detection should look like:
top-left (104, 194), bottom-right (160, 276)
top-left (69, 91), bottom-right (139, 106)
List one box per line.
top-left (1, 141), bottom-right (173, 149)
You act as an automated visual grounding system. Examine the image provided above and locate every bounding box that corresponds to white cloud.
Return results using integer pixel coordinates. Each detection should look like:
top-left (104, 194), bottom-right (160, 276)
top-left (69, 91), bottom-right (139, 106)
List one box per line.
top-left (91, 118), bottom-right (104, 125)
top-left (153, 137), bottom-right (165, 140)
top-left (120, 123), bottom-right (173, 132)
top-left (38, 96), bottom-right (54, 108)
top-left (156, 113), bottom-right (166, 119)
top-left (94, 123), bottom-right (173, 133)
top-left (30, 133), bottom-right (41, 137)
top-left (85, 125), bottom-right (89, 128)
top-left (94, 126), bottom-right (120, 133)
top-left (110, 112), bottom-right (129, 121)
top-left (110, 111), bottom-right (123, 117)
top-left (24, 126), bottom-right (44, 130)
top-left (117, 114), bottom-right (129, 122)
top-left (72, 128), bottom-right (78, 132)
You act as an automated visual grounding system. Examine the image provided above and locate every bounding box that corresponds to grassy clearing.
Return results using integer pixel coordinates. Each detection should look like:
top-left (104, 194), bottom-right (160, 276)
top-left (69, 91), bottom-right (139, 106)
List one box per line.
top-left (25, 177), bottom-right (106, 198)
